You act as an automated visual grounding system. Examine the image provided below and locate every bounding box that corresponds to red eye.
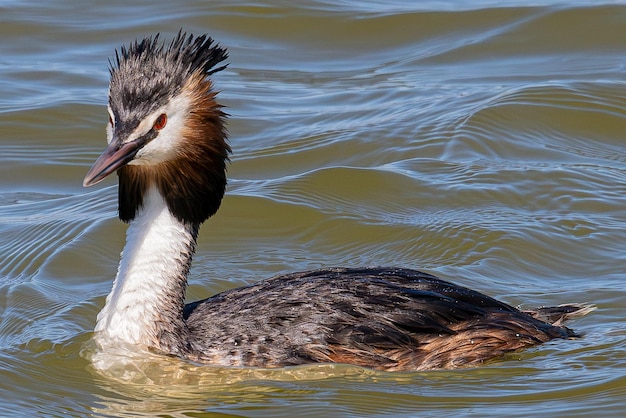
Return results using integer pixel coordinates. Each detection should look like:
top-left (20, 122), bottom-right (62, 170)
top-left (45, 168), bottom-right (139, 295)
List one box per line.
top-left (153, 114), bottom-right (167, 130)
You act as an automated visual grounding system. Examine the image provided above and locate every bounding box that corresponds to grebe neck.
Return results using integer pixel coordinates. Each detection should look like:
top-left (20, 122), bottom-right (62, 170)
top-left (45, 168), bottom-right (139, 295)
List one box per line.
top-left (94, 186), bottom-right (197, 355)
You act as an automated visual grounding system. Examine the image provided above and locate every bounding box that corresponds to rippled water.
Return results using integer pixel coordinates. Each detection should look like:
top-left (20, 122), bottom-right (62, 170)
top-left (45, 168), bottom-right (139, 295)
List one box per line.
top-left (1, 1), bottom-right (625, 416)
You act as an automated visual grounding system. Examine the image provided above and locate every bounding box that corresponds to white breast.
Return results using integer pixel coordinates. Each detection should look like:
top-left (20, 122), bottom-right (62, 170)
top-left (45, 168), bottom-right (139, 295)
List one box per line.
top-left (95, 186), bottom-right (194, 347)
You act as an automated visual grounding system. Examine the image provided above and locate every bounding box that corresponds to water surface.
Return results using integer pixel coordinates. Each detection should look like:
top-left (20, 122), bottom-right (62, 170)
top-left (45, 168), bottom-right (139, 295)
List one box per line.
top-left (1, 1), bottom-right (625, 416)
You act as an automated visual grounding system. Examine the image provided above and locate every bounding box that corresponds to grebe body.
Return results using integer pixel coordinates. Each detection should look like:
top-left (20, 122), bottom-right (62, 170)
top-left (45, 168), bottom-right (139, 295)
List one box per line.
top-left (83, 32), bottom-right (592, 371)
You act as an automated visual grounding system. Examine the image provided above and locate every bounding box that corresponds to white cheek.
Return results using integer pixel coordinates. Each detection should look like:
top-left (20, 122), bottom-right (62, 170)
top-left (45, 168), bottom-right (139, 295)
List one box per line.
top-left (131, 114), bottom-right (186, 165)
top-left (106, 123), bottom-right (113, 144)
top-left (106, 105), bottom-right (114, 144)
top-left (130, 96), bottom-right (190, 165)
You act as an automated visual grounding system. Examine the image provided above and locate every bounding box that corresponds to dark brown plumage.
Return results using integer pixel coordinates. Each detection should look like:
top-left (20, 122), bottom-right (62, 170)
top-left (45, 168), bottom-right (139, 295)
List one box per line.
top-left (181, 267), bottom-right (590, 370)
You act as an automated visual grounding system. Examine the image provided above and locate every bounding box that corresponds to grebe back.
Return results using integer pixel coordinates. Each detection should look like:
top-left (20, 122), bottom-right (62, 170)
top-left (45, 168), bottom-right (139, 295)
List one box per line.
top-left (83, 32), bottom-right (593, 371)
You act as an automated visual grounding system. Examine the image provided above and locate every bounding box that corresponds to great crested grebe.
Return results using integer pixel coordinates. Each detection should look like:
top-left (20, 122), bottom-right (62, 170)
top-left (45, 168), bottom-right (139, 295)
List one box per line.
top-left (83, 32), bottom-right (593, 371)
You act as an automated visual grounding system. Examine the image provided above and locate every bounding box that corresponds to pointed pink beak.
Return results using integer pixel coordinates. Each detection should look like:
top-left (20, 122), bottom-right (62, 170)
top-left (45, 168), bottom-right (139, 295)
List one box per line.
top-left (83, 140), bottom-right (141, 187)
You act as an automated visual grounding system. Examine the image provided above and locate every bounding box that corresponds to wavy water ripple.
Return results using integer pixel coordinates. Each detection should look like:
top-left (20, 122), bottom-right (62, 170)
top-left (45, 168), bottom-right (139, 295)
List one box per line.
top-left (0, 1), bottom-right (625, 417)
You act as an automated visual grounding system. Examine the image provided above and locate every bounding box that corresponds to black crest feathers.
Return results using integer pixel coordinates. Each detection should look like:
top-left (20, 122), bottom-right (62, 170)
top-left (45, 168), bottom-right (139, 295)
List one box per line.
top-left (111, 31), bottom-right (230, 225)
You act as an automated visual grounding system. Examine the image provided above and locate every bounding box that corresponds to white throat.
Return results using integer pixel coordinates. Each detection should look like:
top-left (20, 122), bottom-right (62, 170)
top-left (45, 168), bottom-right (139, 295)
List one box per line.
top-left (95, 186), bottom-right (196, 352)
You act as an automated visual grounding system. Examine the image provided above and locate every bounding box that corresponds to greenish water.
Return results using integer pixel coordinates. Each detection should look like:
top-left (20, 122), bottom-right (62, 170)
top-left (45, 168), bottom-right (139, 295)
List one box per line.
top-left (1, 1), bottom-right (625, 416)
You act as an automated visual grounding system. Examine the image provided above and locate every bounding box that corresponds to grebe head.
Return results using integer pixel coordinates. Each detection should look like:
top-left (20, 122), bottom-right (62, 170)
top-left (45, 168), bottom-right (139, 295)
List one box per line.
top-left (83, 31), bottom-right (230, 225)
